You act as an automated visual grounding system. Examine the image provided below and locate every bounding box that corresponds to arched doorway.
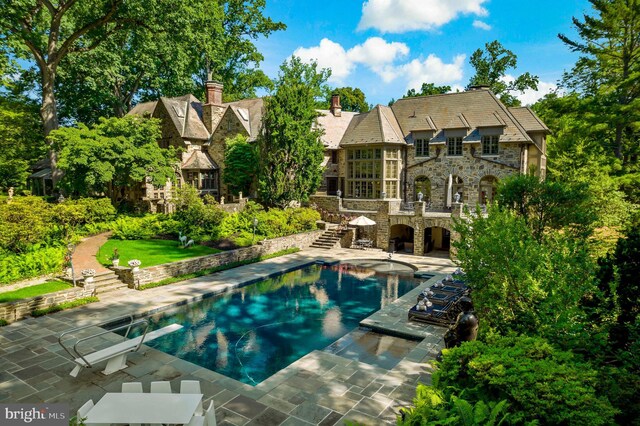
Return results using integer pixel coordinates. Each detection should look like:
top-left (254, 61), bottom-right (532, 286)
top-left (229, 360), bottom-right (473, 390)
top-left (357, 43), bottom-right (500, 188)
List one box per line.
top-left (414, 176), bottom-right (431, 202)
top-left (389, 224), bottom-right (414, 253)
top-left (424, 226), bottom-right (451, 253)
top-left (479, 175), bottom-right (498, 205)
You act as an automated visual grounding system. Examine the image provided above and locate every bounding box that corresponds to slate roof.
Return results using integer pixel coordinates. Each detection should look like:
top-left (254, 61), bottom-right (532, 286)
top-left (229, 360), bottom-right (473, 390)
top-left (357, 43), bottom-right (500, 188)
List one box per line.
top-left (224, 98), bottom-right (264, 141)
top-left (509, 107), bottom-right (551, 133)
top-left (316, 110), bottom-right (359, 149)
top-left (160, 95), bottom-right (210, 141)
top-left (340, 105), bottom-right (405, 146)
top-left (391, 90), bottom-right (533, 144)
top-left (182, 150), bottom-right (218, 170)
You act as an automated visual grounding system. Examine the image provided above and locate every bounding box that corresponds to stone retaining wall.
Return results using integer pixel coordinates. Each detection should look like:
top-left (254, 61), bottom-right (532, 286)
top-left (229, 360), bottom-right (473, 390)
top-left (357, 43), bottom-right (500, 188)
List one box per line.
top-left (114, 230), bottom-right (324, 289)
top-left (0, 283), bottom-right (95, 323)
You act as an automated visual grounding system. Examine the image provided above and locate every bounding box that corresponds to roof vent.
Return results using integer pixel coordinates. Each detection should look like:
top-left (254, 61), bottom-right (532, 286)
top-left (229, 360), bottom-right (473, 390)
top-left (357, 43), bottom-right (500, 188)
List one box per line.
top-left (468, 85), bottom-right (491, 91)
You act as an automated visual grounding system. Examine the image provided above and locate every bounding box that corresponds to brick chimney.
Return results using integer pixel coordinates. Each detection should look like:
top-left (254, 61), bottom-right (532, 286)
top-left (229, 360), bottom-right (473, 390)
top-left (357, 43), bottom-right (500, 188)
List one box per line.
top-left (330, 94), bottom-right (342, 117)
top-left (203, 80), bottom-right (224, 133)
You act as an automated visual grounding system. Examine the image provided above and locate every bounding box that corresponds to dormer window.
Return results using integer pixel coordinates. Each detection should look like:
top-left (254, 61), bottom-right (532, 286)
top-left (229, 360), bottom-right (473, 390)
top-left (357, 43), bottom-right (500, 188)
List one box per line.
top-left (482, 135), bottom-right (499, 155)
top-left (447, 137), bottom-right (463, 156)
top-left (415, 139), bottom-right (429, 157)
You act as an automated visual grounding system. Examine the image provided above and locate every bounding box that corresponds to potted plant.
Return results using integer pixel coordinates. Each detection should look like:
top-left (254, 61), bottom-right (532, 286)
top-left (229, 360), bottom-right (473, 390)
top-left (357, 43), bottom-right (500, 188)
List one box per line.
top-left (108, 248), bottom-right (120, 267)
top-left (63, 254), bottom-right (73, 277)
top-left (128, 259), bottom-right (141, 272)
top-left (81, 269), bottom-right (96, 283)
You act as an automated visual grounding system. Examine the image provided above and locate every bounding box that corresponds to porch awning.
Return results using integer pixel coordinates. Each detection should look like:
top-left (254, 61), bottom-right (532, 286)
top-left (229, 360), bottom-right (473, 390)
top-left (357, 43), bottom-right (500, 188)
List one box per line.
top-left (29, 168), bottom-right (52, 179)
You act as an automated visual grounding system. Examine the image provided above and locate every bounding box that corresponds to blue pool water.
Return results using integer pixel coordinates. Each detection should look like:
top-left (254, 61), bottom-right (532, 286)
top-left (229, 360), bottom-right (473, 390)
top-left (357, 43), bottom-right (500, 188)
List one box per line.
top-left (125, 262), bottom-right (420, 385)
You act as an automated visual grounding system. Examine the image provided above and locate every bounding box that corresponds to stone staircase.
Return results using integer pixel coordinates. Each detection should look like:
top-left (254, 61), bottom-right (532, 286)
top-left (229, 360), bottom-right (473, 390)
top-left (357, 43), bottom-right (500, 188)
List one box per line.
top-left (310, 228), bottom-right (349, 249)
top-left (85, 270), bottom-right (129, 295)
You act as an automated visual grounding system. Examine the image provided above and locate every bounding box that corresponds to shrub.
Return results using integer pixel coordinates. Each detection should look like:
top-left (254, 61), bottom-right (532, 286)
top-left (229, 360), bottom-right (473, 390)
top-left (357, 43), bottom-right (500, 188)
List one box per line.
top-left (434, 335), bottom-right (617, 425)
top-left (0, 196), bottom-right (54, 253)
top-left (31, 296), bottom-right (99, 317)
top-left (399, 386), bottom-right (510, 426)
top-left (111, 215), bottom-right (163, 240)
top-left (0, 246), bottom-right (66, 285)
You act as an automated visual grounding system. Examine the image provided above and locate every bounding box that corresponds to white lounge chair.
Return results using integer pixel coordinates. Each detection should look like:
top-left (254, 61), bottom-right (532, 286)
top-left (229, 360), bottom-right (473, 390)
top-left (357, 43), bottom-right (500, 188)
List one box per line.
top-left (180, 380), bottom-right (203, 415)
top-left (186, 401), bottom-right (216, 426)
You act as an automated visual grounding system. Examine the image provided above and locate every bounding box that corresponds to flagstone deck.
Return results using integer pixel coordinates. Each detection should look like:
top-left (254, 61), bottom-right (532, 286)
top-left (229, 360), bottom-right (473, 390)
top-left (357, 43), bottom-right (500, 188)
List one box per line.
top-left (0, 247), bottom-right (455, 425)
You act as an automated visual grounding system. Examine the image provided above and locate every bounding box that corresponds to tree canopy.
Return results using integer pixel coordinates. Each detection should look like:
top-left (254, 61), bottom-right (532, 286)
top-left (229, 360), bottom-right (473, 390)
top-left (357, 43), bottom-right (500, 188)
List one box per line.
top-left (403, 82), bottom-right (451, 98)
top-left (323, 86), bottom-right (370, 112)
top-left (223, 134), bottom-right (258, 197)
top-left (468, 40), bottom-right (539, 107)
top-left (48, 115), bottom-right (176, 204)
top-left (257, 57), bottom-right (329, 208)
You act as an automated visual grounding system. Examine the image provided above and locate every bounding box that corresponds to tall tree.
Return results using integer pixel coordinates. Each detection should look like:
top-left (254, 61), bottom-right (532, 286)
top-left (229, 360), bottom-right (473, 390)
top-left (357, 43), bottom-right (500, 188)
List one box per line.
top-left (558, 0), bottom-right (640, 162)
top-left (324, 87), bottom-right (370, 112)
top-left (468, 40), bottom-right (539, 107)
top-left (48, 115), bottom-right (175, 205)
top-left (403, 82), bottom-right (451, 98)
top-left (54, 0), bottom-right (285, 123)
top-left (257, 57), bottom-right (329, 208)
top-left (223, 135), bottom-right (258, 197)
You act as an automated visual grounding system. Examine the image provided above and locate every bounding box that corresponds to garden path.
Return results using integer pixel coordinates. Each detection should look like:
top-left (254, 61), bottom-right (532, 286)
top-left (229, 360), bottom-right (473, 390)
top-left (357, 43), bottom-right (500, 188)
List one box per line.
top-left (71, 232), bottom-right (111, 278)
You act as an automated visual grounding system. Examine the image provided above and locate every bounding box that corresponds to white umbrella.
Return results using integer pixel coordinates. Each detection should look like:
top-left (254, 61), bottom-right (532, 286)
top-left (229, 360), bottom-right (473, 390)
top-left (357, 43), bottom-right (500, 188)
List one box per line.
top-left (349, 215), bottom-right (376, 226)
top-left (446, 174), bottom-right (453, 208)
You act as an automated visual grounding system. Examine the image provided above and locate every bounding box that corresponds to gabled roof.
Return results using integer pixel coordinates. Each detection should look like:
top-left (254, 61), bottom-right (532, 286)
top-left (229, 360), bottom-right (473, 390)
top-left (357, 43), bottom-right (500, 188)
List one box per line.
top-left (509, 107), bottom-right (551, 134)
top-left (391, 90), bottom-right (533, 143)
top-left (182, 150), bottom-right (218, 170)
top-left (223, 98), bottom-right (264, 141)
top-left (340, 105), bottom-right (405, 146)
top-left (315, 110), bottom-right (358, 149)
top-left (160, 95), bottom-right (210, 141)
top-left (128, 100), bottom-right (157, 116)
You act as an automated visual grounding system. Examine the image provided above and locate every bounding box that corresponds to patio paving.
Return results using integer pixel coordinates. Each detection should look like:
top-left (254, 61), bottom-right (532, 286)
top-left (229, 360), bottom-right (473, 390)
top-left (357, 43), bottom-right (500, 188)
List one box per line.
top-left (0, 247), bottom-right (456, 425)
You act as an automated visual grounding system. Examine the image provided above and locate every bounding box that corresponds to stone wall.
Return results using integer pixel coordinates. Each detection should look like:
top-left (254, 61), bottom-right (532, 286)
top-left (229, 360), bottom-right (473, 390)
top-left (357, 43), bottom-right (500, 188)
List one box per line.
top-left (405, 142), bottom-right (522, 208)
top-left (309, 195), bottom-right (340, 213)
top-left (115, 230), bottom-right (324, 288)
top-left (0, 283), bottom-right (95, 323)
top-left (218, 197), bottom-right (247, 213)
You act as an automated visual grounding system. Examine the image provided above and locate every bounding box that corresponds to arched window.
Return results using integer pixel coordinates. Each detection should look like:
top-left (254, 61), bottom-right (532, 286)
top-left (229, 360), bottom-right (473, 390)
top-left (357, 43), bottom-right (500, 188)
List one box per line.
top-left (414, 176), bottom-right (431, 202)
top-left (479, 176), bottom-right (498, 205)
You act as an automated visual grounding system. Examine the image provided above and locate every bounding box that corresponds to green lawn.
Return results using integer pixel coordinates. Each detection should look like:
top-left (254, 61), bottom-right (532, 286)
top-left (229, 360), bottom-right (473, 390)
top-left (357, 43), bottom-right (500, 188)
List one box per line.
top-left (0, 280), bottom-right (72, 303)
top-left (97, 239), bottom-right (221, 268)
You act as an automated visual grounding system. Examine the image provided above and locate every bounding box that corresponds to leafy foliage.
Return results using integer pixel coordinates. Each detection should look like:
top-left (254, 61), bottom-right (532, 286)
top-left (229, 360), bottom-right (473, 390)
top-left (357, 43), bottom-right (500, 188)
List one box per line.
top-left (173, 185), bottom-right (227, 240)
top-left (223, 135), bottom-right (258, 196)
top-left (323, 87), bottom-right (370, 112)
top-left (257, 57), bottom-right (329, 207)
top-left (453, 207), bottom-right (600, 348)
top-left (467, 40), bottom-right (539, 107)
top-left (0, 246), bottom-right (67, 285)
top-left (558, 0), bottom-right (640, 162)
top-left (399, 385), bottom-right (510, 426)
top-left (49, 116), bottom-right (176, 203)
top-left (31, 296), bottom-right (99, 317)
top-left (0, 95), bottom-right (45, 190)
top-left (435, 336), bottom-right (617, 425)
top-left (403, 82), bottom-right (452, 98)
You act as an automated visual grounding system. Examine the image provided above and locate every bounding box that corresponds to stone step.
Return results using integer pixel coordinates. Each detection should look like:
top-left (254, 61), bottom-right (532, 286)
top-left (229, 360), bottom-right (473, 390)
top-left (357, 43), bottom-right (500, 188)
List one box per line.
top-left (95, 282), bottom-right (129, 295)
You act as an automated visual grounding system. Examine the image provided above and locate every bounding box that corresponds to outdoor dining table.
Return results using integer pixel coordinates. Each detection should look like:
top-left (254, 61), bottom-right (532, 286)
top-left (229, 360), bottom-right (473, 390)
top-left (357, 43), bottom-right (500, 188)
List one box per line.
top-left (83, 392), bottom-right (203, 425)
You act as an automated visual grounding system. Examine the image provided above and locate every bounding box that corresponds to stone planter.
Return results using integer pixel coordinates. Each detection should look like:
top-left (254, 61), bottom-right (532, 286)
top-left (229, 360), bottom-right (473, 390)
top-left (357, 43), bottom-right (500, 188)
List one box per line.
top-left (81, 269), bottom-right (96, 284)
top-left (128, 259), bottom-right (141, 272)
top-left (112, 259), bottom-right (120, 267)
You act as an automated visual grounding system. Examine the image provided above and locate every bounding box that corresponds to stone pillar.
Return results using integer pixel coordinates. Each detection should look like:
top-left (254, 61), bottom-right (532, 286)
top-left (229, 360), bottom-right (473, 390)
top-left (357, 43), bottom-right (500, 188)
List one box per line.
top-left (451, 202), bottom-right (463, 217)
top-left (377, 203), bottom-right (390, 250)
top-left (414, 201), bottom-right (425, 216)
top-left (414, 220), bottom-right (424, 256)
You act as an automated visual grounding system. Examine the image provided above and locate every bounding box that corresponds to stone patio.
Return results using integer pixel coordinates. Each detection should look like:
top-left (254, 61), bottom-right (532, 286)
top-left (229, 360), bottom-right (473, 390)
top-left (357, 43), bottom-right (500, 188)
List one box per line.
top-left (0, 247), bottom-right (456, 425)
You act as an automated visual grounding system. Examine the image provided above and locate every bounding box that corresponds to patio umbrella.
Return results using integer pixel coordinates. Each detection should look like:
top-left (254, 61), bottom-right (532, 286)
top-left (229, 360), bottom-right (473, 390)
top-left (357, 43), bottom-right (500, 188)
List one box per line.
top-left (446, 174), bottom-right (453, 208)
top-left (349, 215), bottom-right (376, 226)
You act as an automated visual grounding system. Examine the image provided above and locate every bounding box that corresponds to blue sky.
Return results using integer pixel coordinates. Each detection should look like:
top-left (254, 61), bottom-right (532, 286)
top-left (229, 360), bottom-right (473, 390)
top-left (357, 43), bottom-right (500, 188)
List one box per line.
top-left (255, 0), bottom-right (592, 106)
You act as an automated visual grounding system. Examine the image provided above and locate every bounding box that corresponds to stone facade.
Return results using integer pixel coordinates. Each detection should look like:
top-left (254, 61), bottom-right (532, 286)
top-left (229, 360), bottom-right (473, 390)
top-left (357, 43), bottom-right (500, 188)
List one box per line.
top-left (0, 283), bottom-right (95, 323)
top-left (114, 230), bottom-right (324, 288)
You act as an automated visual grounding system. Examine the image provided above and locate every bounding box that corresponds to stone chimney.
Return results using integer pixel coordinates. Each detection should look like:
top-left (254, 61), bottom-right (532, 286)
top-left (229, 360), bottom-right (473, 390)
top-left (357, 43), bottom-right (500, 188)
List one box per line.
top-left (467, 84), bottom-right (491, 91)
top-left (330, 94), bottom-right (342, 117)
top-left (203, 80), bottom-right (225, 133)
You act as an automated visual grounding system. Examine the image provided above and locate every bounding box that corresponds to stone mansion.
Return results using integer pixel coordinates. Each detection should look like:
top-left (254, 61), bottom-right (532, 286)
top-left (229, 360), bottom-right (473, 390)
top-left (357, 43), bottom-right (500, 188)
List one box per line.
top-left (128, 81), bottom-right (548, 255)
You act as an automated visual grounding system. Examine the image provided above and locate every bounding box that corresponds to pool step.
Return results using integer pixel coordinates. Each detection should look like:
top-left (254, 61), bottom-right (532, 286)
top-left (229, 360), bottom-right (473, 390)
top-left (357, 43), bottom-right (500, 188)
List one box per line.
top-left (310, 228), bottom-right (349, 249)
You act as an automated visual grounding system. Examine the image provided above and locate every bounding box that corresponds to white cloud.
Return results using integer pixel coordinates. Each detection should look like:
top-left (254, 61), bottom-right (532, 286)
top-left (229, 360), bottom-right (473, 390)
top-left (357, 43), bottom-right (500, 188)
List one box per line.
top-left (472, 20), bottom-right (492, 30)
top-left (294, 37), bottom-right (409, 84)
top-left (400, 54), bottom-right (467, 91)
top-left (358, 0), bottom-right (489, 33)
top-left (501, 74), bottom-right (558, 105)
top-left (293, 38), bottom-right (354, 83)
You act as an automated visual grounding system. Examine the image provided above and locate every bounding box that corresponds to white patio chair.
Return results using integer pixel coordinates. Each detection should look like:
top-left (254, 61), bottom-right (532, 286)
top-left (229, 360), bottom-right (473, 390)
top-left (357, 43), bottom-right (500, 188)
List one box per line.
top-left (180, 380), bottom-right (203, 415)
top-left (150, 381), bottom-right (172, 393)
top-left (204, 400), bottom-right (217, 426)
top-left (77, 399), bottom-right (94, 423)
top-left (186, 414), bottom-right (205, 426)
top-left (121, 382), bottom-right (143, 393)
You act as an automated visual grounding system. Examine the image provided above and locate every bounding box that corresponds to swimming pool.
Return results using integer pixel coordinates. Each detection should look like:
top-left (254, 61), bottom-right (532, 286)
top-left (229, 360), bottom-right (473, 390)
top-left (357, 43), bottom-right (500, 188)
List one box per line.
top-left (126, 262), bottom-right (421, 385)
